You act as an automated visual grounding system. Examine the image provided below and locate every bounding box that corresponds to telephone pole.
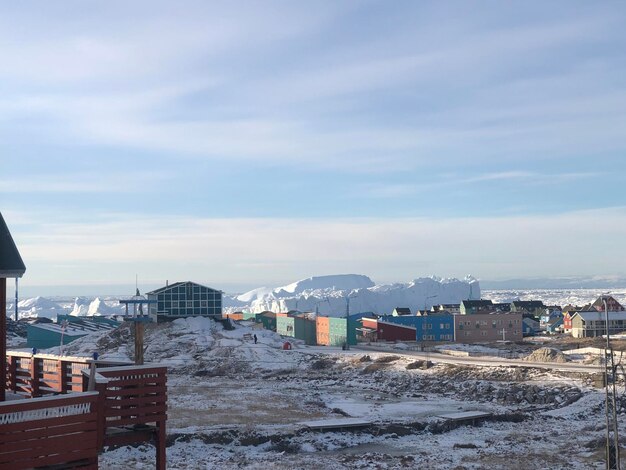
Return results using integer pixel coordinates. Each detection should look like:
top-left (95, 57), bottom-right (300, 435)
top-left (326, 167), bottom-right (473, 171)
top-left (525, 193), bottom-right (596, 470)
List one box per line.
top-left (603, 297), bottom-right (620, 470)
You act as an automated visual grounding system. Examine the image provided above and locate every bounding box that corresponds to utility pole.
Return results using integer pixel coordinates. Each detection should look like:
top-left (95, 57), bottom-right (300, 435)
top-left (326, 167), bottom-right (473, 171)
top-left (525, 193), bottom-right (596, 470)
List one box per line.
top-left (14, 278), bottom-right (18, 322)
top-left (603, 298), bottom-right (620, 470)
top-left (345, 297), bottom-right (350, 350)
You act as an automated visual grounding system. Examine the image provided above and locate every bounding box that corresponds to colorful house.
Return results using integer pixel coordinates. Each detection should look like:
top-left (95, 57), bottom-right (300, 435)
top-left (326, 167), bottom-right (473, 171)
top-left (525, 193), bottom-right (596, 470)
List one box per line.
top-left (377, 321), bottom-right (416, 342)
top-left (460, 300), bottom-right (494, 315)
top-left (454, 313), bottom-right (523, 343)
top-left (546, 317), bottom-right (563, 334)
top-left (383, 314), bottom-right (454, 342)
top-left (570, 311), bottom-right (626, 338)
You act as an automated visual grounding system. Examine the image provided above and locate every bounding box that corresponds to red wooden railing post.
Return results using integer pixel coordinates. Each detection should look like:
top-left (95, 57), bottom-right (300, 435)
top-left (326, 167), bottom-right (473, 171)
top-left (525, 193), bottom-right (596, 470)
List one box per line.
top-left (95, 381), bottom-right (106, 451)
top-left (7, 355), bottom-right (17, 393)
top-left (29, 356), bottom-right (40, 398)
top-left (59, 360), bottom-right (69, 394)
top-left (156, 418), bottom-right (166, 470)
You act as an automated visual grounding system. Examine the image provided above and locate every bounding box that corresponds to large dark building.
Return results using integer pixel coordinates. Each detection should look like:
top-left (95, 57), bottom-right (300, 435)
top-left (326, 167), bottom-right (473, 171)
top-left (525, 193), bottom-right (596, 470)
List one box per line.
top-left (147, 281), bottom-right (222, 322)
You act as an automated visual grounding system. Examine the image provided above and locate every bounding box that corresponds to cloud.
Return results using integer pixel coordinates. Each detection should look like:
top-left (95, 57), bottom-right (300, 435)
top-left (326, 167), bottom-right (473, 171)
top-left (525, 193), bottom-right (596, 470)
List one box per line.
top-left (0, 171), bottom-right (171, 193)
top-left (11, 206), bottom-right (626, 287)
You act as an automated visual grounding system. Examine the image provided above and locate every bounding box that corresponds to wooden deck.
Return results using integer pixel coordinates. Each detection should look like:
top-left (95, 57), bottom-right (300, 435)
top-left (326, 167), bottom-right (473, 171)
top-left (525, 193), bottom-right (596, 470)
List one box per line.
top-left (1, 354), bottom-right (168, 470)
top-left (0, 391), bottom-right (100, 470)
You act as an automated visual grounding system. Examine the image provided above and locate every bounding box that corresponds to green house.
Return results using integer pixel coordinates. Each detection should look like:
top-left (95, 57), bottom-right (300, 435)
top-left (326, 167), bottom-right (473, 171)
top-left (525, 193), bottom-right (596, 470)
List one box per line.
top-left (294, 316), bottom-right (316, 345)
top-left (276, 316), bottom-right (295, 337)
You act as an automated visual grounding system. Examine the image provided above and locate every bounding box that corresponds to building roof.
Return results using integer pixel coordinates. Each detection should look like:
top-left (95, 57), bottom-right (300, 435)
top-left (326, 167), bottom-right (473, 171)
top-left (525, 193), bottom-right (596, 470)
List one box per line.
top-left (547, 317), bottom-right (563, 327)
top-left (146, 281), bottom-right (220, 295)
top-left (591, 295), bottom-right (625, 310)
top-left (0, 212), bottom-right (26, 278)
top-left (511, 300), bottom-right (544, 309)
top-left (574, 311), bottom-right (626, 322)
top-left (461, 300), bottom-right (493, 308)
top-left (393, 307), bottom-right (412, 315)
top-left (377, 321), bottom-right (417, 331)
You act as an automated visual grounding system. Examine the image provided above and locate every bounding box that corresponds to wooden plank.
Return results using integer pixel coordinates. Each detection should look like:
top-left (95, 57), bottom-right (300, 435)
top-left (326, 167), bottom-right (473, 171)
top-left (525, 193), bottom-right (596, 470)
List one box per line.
top-left (0, 430), bottom-right (98, 455)
top-left (0, 393), bottom-right (98, 412)
top-left (103, 376), bottom-right (166, 388)
top-left (104, 403), bottom-right (167, 418)
top-left (104, 395), bottom-right (167, 409)
top-left (104, 385), bottom-right (166, 397)
top-left (98, 365), bottom-right (167, 375)
top-left (0, 412), bottom-right (98, 434)
top-left (105, 414), bottom-right (167, 427)
top-left (0, 421), bottom-right (99, 445)
top-left (5, 448), bottom-right (98, 470)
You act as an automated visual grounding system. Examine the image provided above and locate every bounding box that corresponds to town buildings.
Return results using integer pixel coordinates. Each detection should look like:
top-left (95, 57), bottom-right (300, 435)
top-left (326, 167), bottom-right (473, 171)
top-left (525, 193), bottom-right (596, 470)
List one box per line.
top-left (147, 281), bottom-right (222, 322)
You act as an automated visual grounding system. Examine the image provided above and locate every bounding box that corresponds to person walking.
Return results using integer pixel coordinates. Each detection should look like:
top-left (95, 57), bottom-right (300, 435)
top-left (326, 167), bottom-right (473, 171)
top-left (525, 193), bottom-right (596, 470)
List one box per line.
top-left (253, 334), bottom-right (258, 344)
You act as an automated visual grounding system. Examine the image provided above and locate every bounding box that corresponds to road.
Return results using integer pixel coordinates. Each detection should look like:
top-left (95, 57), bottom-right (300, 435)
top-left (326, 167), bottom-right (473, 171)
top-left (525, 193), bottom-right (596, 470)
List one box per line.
top-left (353, 344), bottom-right (604, 374)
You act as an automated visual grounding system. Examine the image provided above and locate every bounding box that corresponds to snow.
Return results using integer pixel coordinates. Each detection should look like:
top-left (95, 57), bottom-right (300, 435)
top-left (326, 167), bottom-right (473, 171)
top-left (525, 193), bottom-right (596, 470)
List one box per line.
top-left (225, 274), bottom-right (480, 316)
top-left (20, 307), bottom-right (614, 469)
top-left (14, 296), bottom-right (65, 320)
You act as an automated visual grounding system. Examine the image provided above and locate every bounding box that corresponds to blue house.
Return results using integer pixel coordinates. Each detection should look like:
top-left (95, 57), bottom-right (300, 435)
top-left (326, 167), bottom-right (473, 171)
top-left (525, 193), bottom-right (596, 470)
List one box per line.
top-left (522, 317), bottom-right (540, 336)
top-left (546, 317), bottom-right (563, 334)
top-left (382, 314), bottom-right (454, 342)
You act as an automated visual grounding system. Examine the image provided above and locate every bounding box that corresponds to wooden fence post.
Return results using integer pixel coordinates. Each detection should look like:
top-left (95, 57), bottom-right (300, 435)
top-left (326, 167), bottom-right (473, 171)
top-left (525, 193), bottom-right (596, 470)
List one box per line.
top-left (30, 356), bottom-right (40, 397)
top-left (95, 381), bottom-right (106, 451)
top-left (156, 418), bottom-right (166, 470)
top-left (7, 355), bottom-right (17, 393)
top-left (60, 360), bottom-right (69, 394)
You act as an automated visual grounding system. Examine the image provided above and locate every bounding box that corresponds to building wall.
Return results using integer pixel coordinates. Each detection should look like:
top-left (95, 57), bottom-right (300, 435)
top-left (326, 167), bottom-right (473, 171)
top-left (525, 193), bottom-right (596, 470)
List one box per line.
top-left (571, 316), bottom-right (626, 338)
top-left (382, 315), bottom-right (454, 342)
top-left (316, 316), bottom-right (330, 345)
top-left (27, 325), bottom-right (86, 350)
top-left (276, 316), bottom-right (295, 337)
top-left (454, 313), bottom-right (523, 343)
top-left (294, 317), bottom-right (316, 345)
top-left (149, 282), bottom-right (222, 320)
top-left (377, 321), bottom-right (416, 342)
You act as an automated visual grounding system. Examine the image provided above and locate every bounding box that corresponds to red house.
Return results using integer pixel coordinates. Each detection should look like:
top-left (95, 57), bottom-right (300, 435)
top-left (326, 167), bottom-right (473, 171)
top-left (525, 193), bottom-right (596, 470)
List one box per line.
top-left (377, 321), bottom-right (416, 342)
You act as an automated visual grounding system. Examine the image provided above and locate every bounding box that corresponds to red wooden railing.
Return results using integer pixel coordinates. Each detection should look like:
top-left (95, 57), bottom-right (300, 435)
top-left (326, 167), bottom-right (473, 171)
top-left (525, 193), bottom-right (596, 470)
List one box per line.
top-left (83, 365), bottom-right (167, 470)
top-left (0, 391), bottom-right (100, 470)
top-left (3, 353), bottom-right (167, 470)
top-left (5, 352), bottom-right (131, 398)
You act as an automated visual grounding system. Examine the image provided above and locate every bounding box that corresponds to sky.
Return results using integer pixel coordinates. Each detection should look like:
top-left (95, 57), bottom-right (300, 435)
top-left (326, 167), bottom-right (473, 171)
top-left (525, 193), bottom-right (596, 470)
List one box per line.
top-left (2, 1), bottom-right (626, 295)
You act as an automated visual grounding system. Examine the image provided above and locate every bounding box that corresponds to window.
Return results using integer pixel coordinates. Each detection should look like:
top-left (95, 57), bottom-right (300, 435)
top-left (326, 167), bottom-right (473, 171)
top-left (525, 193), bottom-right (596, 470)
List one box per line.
top-left (481, 331), bottom-right (487, 336)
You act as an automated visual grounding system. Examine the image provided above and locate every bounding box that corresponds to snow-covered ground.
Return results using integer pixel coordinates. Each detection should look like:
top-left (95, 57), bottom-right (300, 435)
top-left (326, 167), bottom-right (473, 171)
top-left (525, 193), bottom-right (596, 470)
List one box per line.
top-left (47, 316), bottom-right (621, 469)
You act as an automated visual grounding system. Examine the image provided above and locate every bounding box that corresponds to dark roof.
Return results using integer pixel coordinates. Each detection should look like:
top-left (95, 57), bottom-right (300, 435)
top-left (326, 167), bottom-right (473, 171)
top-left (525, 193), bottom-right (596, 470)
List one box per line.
top-left (146, 281), bottom-right (220, 295)
top-left (461, 300), bottom-right (493, 308)
top-left (511, 300), bottom-right (544, 309)
top-left (393, 307), bottom-right (411, 315)
top-left (591, 295), bottom-right (624, 310)
top-left (0, 212), bottom-right (26, 278)
top-left (547, 317), bottom-right (563, 326)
